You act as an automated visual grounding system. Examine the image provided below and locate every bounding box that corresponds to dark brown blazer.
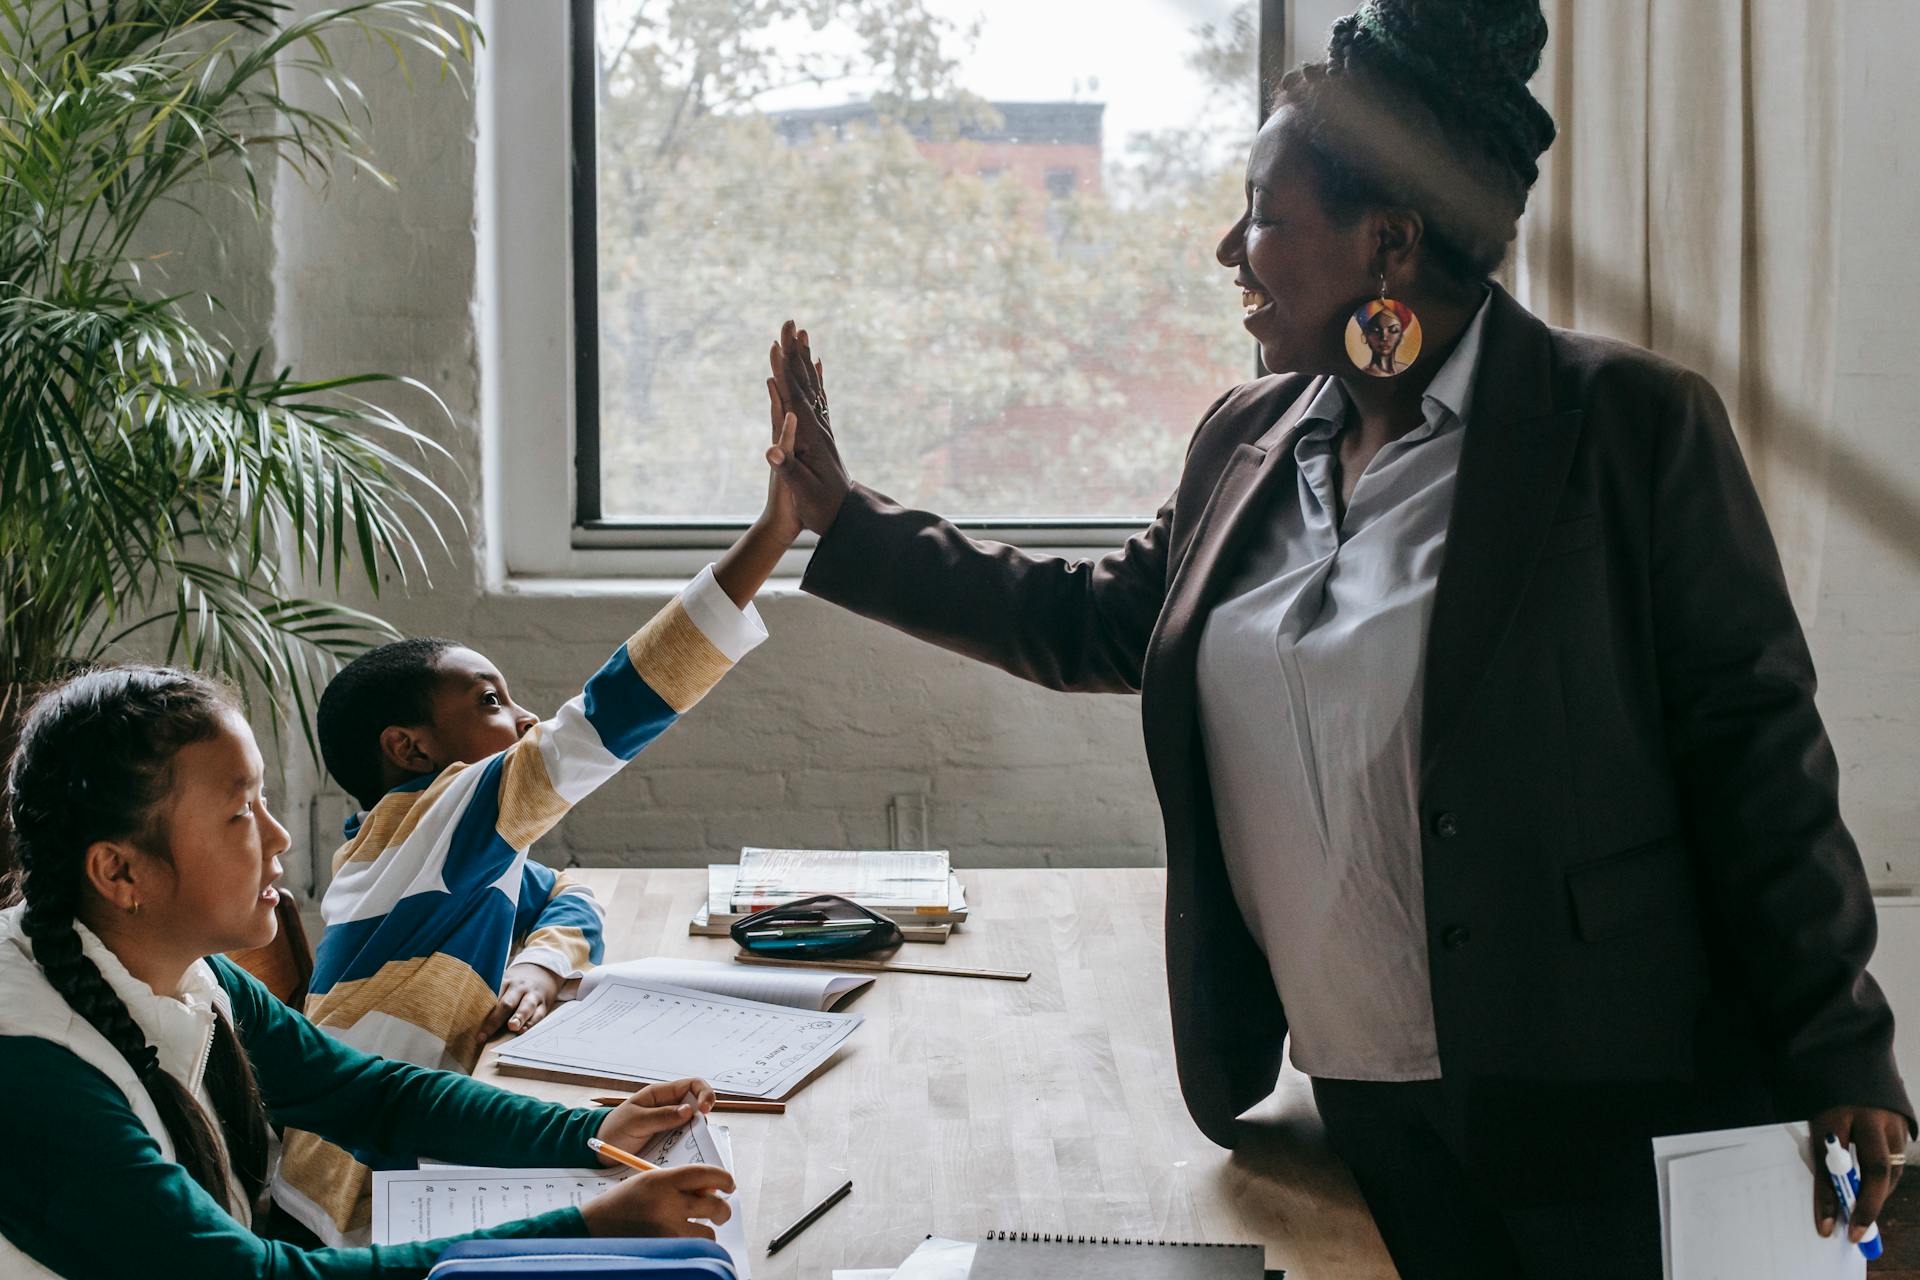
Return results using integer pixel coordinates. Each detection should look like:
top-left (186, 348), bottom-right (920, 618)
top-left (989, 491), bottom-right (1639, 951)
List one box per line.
top-left (800, 284), bottom-right (1910, 1148)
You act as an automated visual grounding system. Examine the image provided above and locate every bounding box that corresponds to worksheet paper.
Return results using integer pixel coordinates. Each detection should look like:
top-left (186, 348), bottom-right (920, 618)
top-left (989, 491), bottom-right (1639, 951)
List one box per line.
top-left (578, 956), bottom-right (872, 1011)
top-left (1654, 1121), bottom-right (1864, 1280)
top-left (887, 1237), bottom-right (979, 1280)
top-left (495, 980), bottom-right (862, 1098)
top-left (371, 1117), bottom-right (751, 1277)
top-left (732, 848), bottom-right (950, 912)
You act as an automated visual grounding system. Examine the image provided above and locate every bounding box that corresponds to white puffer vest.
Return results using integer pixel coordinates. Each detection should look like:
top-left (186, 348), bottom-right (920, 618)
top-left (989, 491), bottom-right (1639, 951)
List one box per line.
top-left (0, 903), bottom-right (249, 1279)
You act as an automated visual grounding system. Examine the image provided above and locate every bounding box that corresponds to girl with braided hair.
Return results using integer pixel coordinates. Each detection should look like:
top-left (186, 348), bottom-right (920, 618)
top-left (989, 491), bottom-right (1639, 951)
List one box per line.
top-left (0, 666), bottom-right (735, 1278)
top-left (764, 0), bottom-right (1910, 1273)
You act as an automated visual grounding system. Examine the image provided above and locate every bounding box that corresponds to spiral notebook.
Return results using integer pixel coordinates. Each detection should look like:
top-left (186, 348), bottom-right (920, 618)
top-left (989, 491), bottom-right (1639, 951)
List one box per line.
top-left (969, 1230), bottom-right (1271, 1279)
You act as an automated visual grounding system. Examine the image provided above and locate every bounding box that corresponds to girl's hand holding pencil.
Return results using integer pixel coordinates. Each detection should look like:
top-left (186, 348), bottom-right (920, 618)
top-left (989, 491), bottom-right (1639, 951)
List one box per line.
top-left (593, 1077), bottom-right (717, 1154)
top-left (582, 1079), bottom-right (733, 1241)
top-left (579, 1158), bottom-right (735, 1240)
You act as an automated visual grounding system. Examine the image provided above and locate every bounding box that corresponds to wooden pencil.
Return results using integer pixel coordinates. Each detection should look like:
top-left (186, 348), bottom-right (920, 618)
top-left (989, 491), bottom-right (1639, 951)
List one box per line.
top-left (590, 1095), bottom-right (787, 1114)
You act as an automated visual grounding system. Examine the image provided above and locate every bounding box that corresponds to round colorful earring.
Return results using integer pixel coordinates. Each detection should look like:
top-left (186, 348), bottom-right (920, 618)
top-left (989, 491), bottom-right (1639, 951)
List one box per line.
top-left (1344, 275), bottom-right (1423, 378)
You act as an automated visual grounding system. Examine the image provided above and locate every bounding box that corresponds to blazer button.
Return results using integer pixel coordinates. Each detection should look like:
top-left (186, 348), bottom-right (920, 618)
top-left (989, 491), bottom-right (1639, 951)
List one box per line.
top-left (1434, 811), bottom-right (1461, 839)
top-left (1441, 925), bottom-right (1472, 950)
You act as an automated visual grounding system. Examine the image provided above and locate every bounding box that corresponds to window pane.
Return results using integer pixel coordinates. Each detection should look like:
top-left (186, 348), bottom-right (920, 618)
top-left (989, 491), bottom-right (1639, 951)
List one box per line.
top-left (590, 0), bottom-right (1256, 521)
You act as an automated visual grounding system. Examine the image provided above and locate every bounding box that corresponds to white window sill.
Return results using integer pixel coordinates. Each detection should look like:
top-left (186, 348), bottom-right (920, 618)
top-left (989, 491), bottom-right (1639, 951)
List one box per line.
top-left (496, 574), bottom-right (815, 601)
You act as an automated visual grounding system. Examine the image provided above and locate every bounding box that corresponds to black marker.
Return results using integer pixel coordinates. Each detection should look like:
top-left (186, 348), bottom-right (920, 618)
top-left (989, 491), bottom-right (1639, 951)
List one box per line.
top-left (765, 1178), bottom-right (853, 1255)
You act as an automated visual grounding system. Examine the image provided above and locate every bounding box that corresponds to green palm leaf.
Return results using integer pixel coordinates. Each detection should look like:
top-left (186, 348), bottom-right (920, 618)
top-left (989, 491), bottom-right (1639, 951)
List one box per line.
top-left (0, 0), bottom-right (482, 768)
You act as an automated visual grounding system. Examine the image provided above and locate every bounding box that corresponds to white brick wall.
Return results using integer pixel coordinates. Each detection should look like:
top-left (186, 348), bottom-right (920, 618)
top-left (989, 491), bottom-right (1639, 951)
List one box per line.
top-left (229, 1), bottom-right (1913, 899)
top-left (1815, 0), bottom-right (1920, 885)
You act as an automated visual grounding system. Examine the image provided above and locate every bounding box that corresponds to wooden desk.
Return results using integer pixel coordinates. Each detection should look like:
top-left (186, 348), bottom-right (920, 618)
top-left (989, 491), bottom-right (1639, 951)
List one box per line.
top-left (476, 868), bottom-right (1397, 1279)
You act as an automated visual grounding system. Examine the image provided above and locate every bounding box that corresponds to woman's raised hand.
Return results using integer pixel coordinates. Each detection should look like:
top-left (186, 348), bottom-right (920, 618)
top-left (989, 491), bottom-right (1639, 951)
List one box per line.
top-left (766, 319), bottom-right (853, 535)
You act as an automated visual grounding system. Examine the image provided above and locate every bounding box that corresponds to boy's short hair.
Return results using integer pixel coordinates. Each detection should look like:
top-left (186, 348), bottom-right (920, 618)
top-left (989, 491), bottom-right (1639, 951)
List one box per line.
top-left (318, 637), bottom-right (460, 810)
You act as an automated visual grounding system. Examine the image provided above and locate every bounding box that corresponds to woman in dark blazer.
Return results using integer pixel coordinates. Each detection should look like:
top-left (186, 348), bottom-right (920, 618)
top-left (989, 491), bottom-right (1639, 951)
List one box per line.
top-left (762, 1), bottom-right (1909, 1274)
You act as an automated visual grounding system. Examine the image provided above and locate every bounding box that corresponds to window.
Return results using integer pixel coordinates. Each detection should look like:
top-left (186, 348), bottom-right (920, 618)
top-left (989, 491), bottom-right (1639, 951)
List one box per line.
top-left (565, 0), bottom-right (1281, 543)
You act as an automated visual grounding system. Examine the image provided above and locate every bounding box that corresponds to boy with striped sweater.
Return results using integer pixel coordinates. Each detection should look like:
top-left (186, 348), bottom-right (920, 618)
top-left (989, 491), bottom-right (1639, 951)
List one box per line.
top-left (275, 400), bottom-right (803, 1244)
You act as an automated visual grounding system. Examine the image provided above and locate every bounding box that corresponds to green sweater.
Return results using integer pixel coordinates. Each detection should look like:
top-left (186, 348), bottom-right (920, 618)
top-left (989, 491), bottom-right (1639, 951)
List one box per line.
top-left (0, 956), bottom-right (606, 1278)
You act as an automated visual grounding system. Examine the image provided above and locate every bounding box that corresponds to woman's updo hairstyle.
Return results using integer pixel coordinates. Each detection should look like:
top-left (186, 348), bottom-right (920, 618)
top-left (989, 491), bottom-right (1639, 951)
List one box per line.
top-left (1275, 0), bottom-right (1557, 283)
top-left (5, 666), bottom-right (269, 1213)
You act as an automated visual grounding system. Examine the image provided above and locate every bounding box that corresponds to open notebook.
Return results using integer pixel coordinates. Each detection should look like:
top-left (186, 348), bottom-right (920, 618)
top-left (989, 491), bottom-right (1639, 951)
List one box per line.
top-left (575, 956), bottom-right (873, 1011)
top-left (371, 1117), bottom-right (752, 1277)
top-left (497, 970), bottom-right (865, 1098)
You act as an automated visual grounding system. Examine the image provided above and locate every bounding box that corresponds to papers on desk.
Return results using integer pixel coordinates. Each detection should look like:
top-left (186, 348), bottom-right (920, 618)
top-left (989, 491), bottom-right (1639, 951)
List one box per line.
top-left (733, 848), bottom-right (951, 913)
top-left (1654, 1122), bottom-right (1865, 1280)
top-left (496, 977), bottom-right (863, 1098)
top-left (578, 956), bottom-right (873, 1011)
top-left (700, 861), bottom-right (969, 932)
top-left (371, 1117), bottom-right (752, 1277)
top-left (884, 1236), bottom-right (978, 1280)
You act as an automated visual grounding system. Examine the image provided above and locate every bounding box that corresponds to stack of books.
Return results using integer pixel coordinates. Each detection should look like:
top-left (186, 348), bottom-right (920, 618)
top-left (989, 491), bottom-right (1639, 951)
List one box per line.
top-left (690, 847), bottom-right (968, 943)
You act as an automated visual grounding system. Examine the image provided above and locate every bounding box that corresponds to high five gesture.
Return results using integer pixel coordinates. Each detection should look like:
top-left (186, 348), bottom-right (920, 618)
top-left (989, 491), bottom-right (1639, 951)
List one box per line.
top-left (766, 320), bottom-right (852, 535)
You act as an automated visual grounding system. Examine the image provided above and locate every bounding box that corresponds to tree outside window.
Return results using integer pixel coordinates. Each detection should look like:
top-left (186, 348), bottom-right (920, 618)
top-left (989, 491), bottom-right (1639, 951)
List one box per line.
top-left (585, 0), bottom-right (1258, 523)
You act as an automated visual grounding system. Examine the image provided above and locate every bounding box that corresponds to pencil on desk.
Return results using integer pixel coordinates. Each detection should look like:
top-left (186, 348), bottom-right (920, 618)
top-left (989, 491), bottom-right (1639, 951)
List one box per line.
top-left (766, 1178), bottom-right (853, 1255)
top-left (587, 1137), bottom-right (660, 1173)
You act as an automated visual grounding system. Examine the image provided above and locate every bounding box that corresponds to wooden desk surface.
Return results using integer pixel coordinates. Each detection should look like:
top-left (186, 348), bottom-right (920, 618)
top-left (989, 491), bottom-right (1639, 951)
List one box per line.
top-left (475, 868), bottom-right (1397, 1279)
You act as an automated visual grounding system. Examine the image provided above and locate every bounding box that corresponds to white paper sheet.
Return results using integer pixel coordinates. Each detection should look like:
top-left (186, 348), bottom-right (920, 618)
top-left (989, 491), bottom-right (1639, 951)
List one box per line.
top-left (496, 979), bottom-right (863, 1098)
top-left (370, 1115), bottom-right (751, 1277)
top-left (578, 956), bottom-right (871, 1011)
top-left (887, 1236), bottom-right (978, 1280)
top-left (371, 1164), bottom-right (616, 1245)
top-left (1654, 1122), bottom-right (1865, 1280)
top-left (733, 849), bottom-right (950, 911)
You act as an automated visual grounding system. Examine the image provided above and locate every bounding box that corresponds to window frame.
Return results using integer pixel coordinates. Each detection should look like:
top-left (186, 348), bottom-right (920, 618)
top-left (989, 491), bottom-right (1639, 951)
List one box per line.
top-left (482, 0), bottom-right (1285, 578)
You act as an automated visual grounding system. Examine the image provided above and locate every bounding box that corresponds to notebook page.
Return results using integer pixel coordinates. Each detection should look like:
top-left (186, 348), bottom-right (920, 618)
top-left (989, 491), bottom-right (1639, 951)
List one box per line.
top-left (733, 849), bottom-right (950, 911)
top-left (888, 1237), bottom-right (978, 1280)
top-left (1667, 1140), bottom-right (1862, 1280)
top-left (578, 956), bottom-right (871, 1010)
top-left (370, 1115), bottom-right (749, 1277)
top-left (495, 980), bottom-right (862, 1097)
top-left (371, 1164), bottom-right (618, 1245)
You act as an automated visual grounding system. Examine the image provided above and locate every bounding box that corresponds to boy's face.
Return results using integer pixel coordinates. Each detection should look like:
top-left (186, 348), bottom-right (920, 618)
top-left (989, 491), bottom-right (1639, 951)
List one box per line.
top-left (383, 646), bottom-right (538, 782)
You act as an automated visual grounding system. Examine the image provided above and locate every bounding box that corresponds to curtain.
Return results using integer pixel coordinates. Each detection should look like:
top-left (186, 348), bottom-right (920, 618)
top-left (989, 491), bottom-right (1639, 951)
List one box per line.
top-left (1511, 0), bottom-right (1841, 618)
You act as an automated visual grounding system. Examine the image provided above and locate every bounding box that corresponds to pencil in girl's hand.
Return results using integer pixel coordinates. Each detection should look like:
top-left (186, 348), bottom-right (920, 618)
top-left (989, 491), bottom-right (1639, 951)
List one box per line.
top-left (591, 1095), bottom-right (786, 1114)
top-left (587, 1137), bottom-right (659, 1173)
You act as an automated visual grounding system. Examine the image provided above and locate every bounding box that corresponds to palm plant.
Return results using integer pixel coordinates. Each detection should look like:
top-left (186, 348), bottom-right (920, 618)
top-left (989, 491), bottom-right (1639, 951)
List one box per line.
top-left (0, 0), bottom-right (480, 794)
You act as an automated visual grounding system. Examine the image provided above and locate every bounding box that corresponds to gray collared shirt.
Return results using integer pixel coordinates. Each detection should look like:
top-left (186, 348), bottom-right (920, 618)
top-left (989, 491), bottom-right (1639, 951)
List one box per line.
top-left (1195, 292), bottom-right (1492, 1082)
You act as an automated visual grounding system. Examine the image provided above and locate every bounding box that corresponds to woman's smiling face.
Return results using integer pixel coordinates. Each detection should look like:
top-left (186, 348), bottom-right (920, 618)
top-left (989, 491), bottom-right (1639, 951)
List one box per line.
top-left (1215, 107), bottom-right (1378, 376)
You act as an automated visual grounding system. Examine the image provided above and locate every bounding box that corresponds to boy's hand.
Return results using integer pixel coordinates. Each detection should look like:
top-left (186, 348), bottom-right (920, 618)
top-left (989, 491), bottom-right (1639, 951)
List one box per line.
top-left (579, 1164), bottom-right (735, 1240)
top-left (761, 377), bottom-right (804, 544)
top-left (477, 962), bottom-right (566, 1046)
top-left (714, 379), bottom-right (805, 605)
top-left (595, 1078), bottom-right (718, 1152)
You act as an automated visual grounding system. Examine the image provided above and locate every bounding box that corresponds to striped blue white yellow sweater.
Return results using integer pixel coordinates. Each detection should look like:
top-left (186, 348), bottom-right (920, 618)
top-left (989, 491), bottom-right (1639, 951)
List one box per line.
top-left (273, 567), bottom-right (767, 1245)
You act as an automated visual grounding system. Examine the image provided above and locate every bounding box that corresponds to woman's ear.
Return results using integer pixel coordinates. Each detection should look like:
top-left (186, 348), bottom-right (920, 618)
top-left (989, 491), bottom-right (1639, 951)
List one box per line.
top-left (1370, 207), bottom-right (1425, 282)
top-left (82, 839), bottom-right (146, 915)
top-left (379, 724), bottom-right (435, 777)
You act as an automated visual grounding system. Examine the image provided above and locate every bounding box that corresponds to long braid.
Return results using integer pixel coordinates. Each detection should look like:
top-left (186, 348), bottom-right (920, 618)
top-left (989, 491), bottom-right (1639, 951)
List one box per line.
top-left (6, 666), bottom-right (271, 1211)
